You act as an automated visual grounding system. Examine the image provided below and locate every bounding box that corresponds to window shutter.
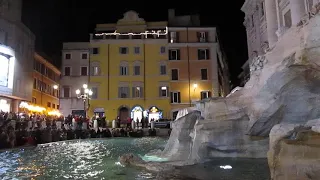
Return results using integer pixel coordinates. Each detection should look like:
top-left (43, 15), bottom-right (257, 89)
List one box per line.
top-left (197, 32), bottom-right (201, 41)
top-left (170, 92), bottom-right (173, 103)
top-left (119, 67), bottom-right (122, 75)
top-left (132, 87), bottom-right (135, 98)
top-left (177, 49), bottom-right (180, 60)
top-left (118, 87), bottom-right (121, 98)
top-left (126, 66), bottom-right (129, 75)
top-left (176, 32), bottom-right (180, 42)
top-left (140, 87), bottom-right (144, 98)
top-left (208, 91), bottom-right (212, 98)
top-left (206, 49), bottom-right (210, 59)
top-left (205, 32), bottom-right (209, 42)
top-left (166, 87), bottom-right (169, 97)
top-left (159, 87), bottom-right (162, 97)
top-left (178, 92), bottom-right (181, 103)
top-left (198, 49), bottom-right (201, 60)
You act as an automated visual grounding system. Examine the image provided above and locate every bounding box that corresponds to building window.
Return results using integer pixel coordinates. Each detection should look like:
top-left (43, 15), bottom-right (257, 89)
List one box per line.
top-left (169, 49), bottom-right (180, 60)
top-left (64, 67), bottom-right (71, 76)
top-left (120, 66), bottom-right (128, 75)
top-left (201, 91), bottom-right (212, 100)
top-left (284, 10), bottom-right (292, 28)
top-left (91, 48), bottom-right (99, 55)
top-left (32, 97), bottom-right (36, 104)
top-left (65, 53), bottom-right (71, 60)
top-left (47, 102), bottom-right (51, 108)
top-left (171, 69), bottom-right (179, 80)
top-left (133, 65), bottom-right (140, 75)
top-left (170, 92), bottom-right (181, 103)
top-left (57, 105), bottom-right (60, 109)
top-left (81, 66), bottom-right (88, 76)
top-left (251, 15), bottom-right (254, 27)
top-left (92, 66), bottom-right (100, 76)
top-left (134, 47), bottom-right (140, 54)
top-left (119, 47), bottom-right (128, 54)
top-left (160, 46), bottom-right (166, 54)
top-left (160, 65), bottom-right (166, 75)
top-left (81, 53), bottom-right (88, 59)
top-left (169, 31), bottom-right (179, 43)
top-left (260, 2), bottom-right (265, 17)
top-left (159, 86), bottom-right (168, 97)
top-left (132, 86), bottom-right (143, 98)
top-left (63, 87), bottom-right (70, 98)
top-left (118, 87), bottom-right (129, 98)
top-left (91, 87), bottom-right (98, 99)
top-left (198, 32), bottom-right (208, 42)
top-left (201, 69), bottom-right (208, 80)
top-left (52, 104), bottom-right (56, 109)
top-left (198, 49), bottom-right (210, 60)
top-left (33, 78), bottom-right (36, 89)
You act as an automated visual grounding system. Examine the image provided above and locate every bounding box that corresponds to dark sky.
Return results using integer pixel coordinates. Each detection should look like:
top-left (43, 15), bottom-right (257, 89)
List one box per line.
top-left (22, 0), bottom-right (247, 85)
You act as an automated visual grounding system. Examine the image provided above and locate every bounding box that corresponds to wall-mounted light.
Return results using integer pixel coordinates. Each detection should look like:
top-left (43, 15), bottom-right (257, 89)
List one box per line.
top-left (193, 83), bottom-right (198, 91)
top-left (53, 85), bottom-right (58, 90)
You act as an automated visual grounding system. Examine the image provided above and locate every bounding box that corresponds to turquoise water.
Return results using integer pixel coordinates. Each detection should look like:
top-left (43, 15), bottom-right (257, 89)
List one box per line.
top-left (0, 138), bottom-right (167, 180)
top-left (0, 138), bottom-right (270, 180)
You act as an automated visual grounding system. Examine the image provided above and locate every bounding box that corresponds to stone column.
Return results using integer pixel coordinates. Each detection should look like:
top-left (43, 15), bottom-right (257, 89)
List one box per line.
top-left (290, 0), bottom-right (306, 25)
top-left (265, 0), bottom-right (278, 46)
top-left (11, 100), bottom-right (19, 113)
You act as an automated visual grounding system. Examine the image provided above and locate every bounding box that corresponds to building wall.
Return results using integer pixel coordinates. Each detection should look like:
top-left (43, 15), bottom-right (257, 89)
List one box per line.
top-left (86, 10), bottom-right (230, 120)
top-left (0, 0), bottom-right (35, 112)
top-left (32, 53), bottom-right (60, 111)
top-left (60, 42), bottom-right (89, 116)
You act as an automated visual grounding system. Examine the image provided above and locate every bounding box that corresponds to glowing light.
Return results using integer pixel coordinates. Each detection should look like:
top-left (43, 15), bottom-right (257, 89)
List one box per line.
top-left (76, 89), bottom-right (80, 95)
top-left (84, 88), bottom-right (89, 93)
top-left (161, 86), bottom-right (167, 90)
top-left (53, 85), bottom-right (58, 89)
top-left (219, 165), bottom-right (232, 169)
top-left (0, 44), bottom-right (15, 89)
top-left (48, 110), bottom-right (61, 116)
top-left (88, 90), bottom-right (93, 96)
top-left (95, 27), bottom-right (168, 38)
top-left (19, 102), bottom-right (46, 112)
top-left (83, 84), bottom-right (88, 89)
top-left (193, 84), bottom-right (198, 89)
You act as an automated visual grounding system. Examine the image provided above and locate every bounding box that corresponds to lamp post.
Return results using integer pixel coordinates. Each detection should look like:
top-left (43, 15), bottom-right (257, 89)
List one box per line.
top-left (53, 85), bottom-right (59, 111)
top-left (75, 84), bottom-right (93, 118)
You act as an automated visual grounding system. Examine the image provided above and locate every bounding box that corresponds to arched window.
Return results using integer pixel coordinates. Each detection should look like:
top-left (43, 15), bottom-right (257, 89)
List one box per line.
top-left (120, 61), bottom-right (129, 76)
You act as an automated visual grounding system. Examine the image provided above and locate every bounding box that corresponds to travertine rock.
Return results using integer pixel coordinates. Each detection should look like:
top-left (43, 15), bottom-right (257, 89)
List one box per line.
top-left (159, 15), bottom-right (320, 163)
top-left (268, 120), bottom-right (320, 180)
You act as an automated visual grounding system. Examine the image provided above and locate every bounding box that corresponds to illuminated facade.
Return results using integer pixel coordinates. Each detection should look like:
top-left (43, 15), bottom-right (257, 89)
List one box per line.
top-left (60, 42), bottom-right (89, 116)
top-left (0, 0), bottom-right (35, 112)
top-left (87, 10), bottom-right (230, 121)
top-left (33, 53), bottom-right (60, 111)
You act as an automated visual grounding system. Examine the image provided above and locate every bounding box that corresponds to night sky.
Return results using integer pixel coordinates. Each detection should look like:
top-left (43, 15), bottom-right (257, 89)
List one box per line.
top-left (22, 0), bottom-right (247, 86)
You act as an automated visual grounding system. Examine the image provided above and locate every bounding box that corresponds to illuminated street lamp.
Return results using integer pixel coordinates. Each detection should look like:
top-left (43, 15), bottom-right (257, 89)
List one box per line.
top-left (75, 84), bottom-right (93, 117)
top-left (53, 85), bottom-right (58, 90)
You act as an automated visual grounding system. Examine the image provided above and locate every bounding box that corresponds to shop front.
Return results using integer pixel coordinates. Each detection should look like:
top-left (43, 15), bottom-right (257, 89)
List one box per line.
top-left (147, 106), bottom-right (162, 122)
top-left (94, 107), bottom-right (105, 118)
top-left (0, 98), bottom-right (11, 112)
top-left (130, 105), bottom-right (144, 122)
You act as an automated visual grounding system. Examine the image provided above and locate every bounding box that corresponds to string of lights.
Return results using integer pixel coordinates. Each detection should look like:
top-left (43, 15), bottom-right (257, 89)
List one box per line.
top-left (95, 27), bottom-right (168, 37)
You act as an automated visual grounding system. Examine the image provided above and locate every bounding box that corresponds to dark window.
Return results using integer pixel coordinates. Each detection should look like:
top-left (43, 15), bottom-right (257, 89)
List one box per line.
top-left (64, 67), bottom-right (71, 76)
top-left (160, 65), bottom-right (166, 75)
top-left (81, 67), bottom-right (88, 76)
top-left (170, 92), bottom-right (181, 103)
top-left (91, 48), bottom-right (99, 55)
top-left (119, 47), bottom-right (128, 54)
top-left (171, 69), bottom-right (178, 80)
top-left (134, 47), bottom-right (140, 54)
top-left (81, 53), bottom-right (88, 59)
top-left (47, 102), bottom-right (51, 108)
top-left (65, 53), bottom-right (71, 59)
top-left (201, 69), bottom-right (208, 80)
top-left (201, 91), bottom-right (212, 100)
top-left (169, 49), bottom-right (180, 60)
top-left (159, 86), bottom-right (168, 97)
top-left (33, 78), bottom-right (36, 89)
top-left (198, 49), bottom-right (210, 60)
top-left (63, 87), bottom-right (70, 98)
top-left (134, 65), bottom-right (140, 75)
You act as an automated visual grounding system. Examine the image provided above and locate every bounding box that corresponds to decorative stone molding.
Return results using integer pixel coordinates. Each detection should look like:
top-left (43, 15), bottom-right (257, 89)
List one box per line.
top-left (261, 41), bottom-right (270, 53)
top-left (276, 26), bottom-right (289, 38)
top-left (297, 2), bottom-right (320, 27)
top-left (250, 55), bottom-right (268, 73)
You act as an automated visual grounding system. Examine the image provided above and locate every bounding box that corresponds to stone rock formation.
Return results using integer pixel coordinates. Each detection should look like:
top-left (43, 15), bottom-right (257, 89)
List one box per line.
top-left (158, 15), bottom-right (320, 164)
top-left (268, 119), bottom-right (320, 180)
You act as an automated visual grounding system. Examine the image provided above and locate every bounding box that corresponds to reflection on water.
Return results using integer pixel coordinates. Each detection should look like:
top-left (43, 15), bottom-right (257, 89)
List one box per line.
top-left (0, 137), bottom-right (270, 180)
top-left (0, 137), bottom-right (167, 180)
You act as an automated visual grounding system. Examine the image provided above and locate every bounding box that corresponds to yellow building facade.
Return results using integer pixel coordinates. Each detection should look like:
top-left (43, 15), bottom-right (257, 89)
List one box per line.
top-left (89, 11), bottom-right (170, 122)
top-left (33, 53), bottom-right (60, 111)
top-left (88, 10), bottom-right (230, 121)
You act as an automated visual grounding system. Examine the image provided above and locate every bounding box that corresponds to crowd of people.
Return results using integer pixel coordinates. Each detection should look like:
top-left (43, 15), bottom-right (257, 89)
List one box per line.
top-left (0, 111), bottom-right (163, 150)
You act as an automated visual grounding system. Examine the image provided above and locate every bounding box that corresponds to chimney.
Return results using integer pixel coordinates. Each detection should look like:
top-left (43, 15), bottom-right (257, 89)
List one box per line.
top-left (168, 9), bottom-right (175, 21)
